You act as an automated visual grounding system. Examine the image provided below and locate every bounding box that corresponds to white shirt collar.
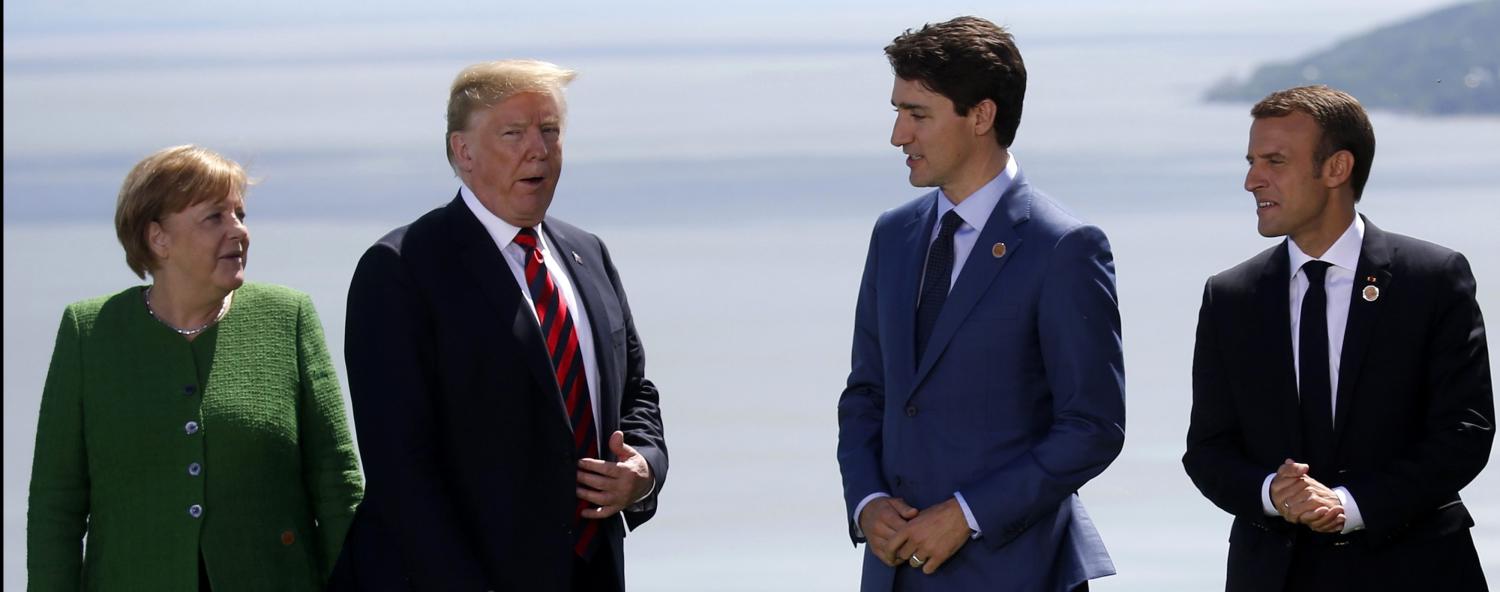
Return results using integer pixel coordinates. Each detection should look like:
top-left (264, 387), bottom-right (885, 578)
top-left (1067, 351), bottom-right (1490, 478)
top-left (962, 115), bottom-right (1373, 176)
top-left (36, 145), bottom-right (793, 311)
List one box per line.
top-left (459, 184), bottom-right (544, 252)
top-left (935, 154), bottom-right (1019, 233)
top-left (1288, 214), bottom-right (1364, 277)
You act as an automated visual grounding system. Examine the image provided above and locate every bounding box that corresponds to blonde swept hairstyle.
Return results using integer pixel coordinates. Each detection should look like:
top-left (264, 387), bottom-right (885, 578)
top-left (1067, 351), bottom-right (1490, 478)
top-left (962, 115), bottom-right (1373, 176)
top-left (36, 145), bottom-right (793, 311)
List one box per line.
top-left (114, 145), bottom-right (249, 279)
top-left (445, 59), bottom-right (577, 172)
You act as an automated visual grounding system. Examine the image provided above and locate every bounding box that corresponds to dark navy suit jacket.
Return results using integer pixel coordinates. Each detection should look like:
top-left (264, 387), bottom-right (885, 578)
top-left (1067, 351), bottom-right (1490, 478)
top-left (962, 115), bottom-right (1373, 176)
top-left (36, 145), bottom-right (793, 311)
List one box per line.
top-left (330, 195), bottom-right (667, 592)
top-left (838, 172), bottom-right (1126, 592)
top-left (1184, 217), bottom-right (1493, 590)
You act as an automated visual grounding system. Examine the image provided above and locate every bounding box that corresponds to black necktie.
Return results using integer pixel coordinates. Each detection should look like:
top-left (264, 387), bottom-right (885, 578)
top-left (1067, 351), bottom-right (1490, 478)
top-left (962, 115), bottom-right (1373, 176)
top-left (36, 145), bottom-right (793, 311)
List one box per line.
top-left (915, 210), bottom-right (964, 363)
top-left (1299, 260), bottom-right (1335, 469)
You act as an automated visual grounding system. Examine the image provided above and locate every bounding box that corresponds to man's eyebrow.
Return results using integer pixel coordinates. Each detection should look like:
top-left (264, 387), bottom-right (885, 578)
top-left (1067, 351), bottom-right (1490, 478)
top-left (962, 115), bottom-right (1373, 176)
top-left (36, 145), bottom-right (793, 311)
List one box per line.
top-left (892, 102), bottom-right (927, 110)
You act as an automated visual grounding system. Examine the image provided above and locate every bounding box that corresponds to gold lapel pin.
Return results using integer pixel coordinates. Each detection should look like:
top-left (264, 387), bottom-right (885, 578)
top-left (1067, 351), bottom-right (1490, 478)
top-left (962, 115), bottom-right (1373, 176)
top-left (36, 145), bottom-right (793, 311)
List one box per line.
top-left (572, 251), bottom-right (583, 264)
top-left (992, 242), bottom-right (1007, 258)
top-left (1362, 285), bottom-right (1380, 302)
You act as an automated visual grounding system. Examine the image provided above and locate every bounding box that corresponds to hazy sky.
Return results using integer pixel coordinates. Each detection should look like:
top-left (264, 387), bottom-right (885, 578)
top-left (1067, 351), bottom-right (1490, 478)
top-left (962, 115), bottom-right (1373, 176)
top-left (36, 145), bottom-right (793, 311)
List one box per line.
top-left (4, 0), bottom-right (1466, 156)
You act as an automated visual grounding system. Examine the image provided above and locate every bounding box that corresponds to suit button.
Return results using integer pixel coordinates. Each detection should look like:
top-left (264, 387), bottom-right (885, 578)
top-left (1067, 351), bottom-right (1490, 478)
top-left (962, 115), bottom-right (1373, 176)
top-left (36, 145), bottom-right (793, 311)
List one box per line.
top-left (187, 462), bottom-right (201, 476)
top-left (281, 530), bottom-right (296, 545)
top-left (184, 421), bottom-right (199, 435)
top-left (895, 476), bottom-right (903, 486)
top-left (188, 504), bottom-right (204, 518)
top-left (905, 405), bottom-right (918, 417)
top-left (184, 385), bottom-right (196, 396)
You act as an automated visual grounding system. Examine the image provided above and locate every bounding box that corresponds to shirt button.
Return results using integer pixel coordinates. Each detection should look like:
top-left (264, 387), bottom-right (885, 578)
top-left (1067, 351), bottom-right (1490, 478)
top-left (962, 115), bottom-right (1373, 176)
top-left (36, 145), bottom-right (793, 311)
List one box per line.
top-left (184, 385), bottom-right (196, 396)
top-left (905, 405), bottom-right (918, 417)
top-left (188, 462), bottom-right (202, 476)
top-left (188, 504), bottom-right (204, 518)
top-left (185, 421), bottom-right (199, 435)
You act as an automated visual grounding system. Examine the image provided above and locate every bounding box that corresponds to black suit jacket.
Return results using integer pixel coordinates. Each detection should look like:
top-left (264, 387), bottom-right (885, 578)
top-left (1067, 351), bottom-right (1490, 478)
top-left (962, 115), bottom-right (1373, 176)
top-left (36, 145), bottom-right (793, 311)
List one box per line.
top-left (1184, 217), bottom-right (1493, 590)
top-left (331, 195), bottom-right (667, 591)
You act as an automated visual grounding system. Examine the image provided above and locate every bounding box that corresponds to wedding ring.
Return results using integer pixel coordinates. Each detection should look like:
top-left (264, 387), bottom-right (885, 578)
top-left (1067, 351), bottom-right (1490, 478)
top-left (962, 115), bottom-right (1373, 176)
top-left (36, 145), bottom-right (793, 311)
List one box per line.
top-left (909, 555), bottom-right (926, 568)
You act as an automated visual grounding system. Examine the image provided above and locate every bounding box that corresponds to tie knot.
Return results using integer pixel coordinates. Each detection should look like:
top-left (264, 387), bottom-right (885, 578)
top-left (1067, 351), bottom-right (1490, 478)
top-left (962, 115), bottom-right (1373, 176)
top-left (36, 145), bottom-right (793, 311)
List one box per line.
top-left (514, 227), bottom-right (540, 251)
top-left (938, 210), bottom-right (964, 236)
top-left (1302, 260), bottom-right (1332, 283)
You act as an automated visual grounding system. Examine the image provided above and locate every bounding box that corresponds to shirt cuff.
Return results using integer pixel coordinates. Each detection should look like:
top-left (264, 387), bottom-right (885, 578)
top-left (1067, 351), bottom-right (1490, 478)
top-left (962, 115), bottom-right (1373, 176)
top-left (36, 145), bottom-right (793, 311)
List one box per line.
top-left (953, 491), bottom-right (982, 539)
top-left (852, 492), bottom-right (890, 539)
top-left (1334, 486), bottom-right (1365, 533)
top-left (627, 478), bottom-right (657, 510)
top-left (1261, 473), bottom-right (1279, 516)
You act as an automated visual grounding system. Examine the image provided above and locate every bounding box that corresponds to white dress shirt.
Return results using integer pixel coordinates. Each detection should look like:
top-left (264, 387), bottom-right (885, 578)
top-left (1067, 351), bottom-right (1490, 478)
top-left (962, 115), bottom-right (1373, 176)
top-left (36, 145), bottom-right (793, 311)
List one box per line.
top-left (1259, 215), bottom-right (1366, 534)
top-left (460, 186), bottom-right (603, 447)
top-left (853, 155), bottom-right (1020, 540)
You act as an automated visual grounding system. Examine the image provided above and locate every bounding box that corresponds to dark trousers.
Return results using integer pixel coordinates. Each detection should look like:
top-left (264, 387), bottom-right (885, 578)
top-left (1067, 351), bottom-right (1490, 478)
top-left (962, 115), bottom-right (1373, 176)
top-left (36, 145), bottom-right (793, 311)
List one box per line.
top-left (199, 551), bottom-right (212, 591)
top-left (892, 566), bottom-right (1091, 591)
top-left (1285, 529), bottom-right (1487, 591)
top-left (572, 545), bottom-right (619, 592)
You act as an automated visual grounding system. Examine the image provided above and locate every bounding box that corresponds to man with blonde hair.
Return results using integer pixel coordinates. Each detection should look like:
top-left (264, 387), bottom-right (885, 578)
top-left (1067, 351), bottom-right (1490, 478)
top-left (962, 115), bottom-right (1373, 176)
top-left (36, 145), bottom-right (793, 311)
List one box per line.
top-left (332, 59), bottom-right (668, 592)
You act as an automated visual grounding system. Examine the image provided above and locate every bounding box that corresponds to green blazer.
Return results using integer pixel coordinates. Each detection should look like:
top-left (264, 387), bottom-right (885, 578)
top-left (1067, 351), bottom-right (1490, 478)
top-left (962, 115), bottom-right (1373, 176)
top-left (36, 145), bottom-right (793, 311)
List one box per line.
top-left (28, 282), bottom-right (364, 591)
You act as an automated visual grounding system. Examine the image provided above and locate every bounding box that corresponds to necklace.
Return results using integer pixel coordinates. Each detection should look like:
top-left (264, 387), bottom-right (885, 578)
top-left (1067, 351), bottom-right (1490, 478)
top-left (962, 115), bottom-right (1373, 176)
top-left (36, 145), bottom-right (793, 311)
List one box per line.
top-left (143, 286), bottom-right (230, 336)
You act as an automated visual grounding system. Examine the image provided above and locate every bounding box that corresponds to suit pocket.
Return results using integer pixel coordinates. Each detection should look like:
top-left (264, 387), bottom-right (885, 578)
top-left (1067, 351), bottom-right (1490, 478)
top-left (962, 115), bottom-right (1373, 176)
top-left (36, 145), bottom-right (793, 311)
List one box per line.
top-left (970, 303), bottom-right (1022, 321)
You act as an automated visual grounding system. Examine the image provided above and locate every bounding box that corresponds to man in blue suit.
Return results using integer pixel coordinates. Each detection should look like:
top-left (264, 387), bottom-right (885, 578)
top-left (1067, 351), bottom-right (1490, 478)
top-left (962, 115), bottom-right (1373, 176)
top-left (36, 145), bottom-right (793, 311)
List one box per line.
top-left (837, 16), bottom-right (1126, 592)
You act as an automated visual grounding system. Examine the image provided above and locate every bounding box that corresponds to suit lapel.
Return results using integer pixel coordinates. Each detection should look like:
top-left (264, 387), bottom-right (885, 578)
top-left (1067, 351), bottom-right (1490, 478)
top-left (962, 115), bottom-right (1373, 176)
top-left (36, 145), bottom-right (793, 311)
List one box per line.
top-left (449, 195), bottom-right (572, 430)
top-left (912, 176), bottom-right (1029, 389)
top-left (544, 221), bottom-right (621, 439)
top-left (1334, 216), bottom-right (1392, 440)
top-left (1259, 242), bottom-right (1304, 454)
top-left (892, 198), bottom-right (935, 380)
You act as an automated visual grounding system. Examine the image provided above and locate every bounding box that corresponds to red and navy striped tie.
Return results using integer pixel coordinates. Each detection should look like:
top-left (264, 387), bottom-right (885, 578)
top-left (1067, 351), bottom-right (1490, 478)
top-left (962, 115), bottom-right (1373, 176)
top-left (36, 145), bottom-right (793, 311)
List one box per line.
top-left (514, 227), bottom-right (601, 559)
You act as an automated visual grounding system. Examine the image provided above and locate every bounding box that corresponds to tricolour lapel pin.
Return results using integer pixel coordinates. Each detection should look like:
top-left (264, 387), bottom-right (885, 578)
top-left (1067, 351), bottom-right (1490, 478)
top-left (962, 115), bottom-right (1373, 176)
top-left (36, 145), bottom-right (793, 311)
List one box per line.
top-left (572, 251), bottom-right (583, 264)
top-left (992, 242), bottom-right (1007, 258)
top-left (1362, 285), bottom-right (1380, 302)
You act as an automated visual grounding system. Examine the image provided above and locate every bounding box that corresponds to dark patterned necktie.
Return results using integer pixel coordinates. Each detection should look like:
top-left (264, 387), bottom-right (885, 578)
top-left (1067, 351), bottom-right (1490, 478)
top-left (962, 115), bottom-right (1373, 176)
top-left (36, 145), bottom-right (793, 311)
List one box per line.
top-left (916, 210), bottom-right (965, 363)
top-left (1299, 260), bottom-right (1335, 470)
top-left (514, 227), bottom-right (601, 559)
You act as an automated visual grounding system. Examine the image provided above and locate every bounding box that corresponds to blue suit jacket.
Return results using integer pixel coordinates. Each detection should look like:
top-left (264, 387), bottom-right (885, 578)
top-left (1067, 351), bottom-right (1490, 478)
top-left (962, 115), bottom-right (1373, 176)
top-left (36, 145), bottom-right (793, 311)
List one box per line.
top-left (837, 172), bottom-right (1125, 592)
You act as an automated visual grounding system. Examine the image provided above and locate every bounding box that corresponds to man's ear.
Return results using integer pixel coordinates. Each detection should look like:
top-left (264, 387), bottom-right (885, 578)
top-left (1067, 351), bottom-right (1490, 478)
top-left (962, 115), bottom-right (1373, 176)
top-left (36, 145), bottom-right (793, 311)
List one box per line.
top-left (449, 131), bottom-right (470, 172)
top-left (1322, 149), bottom-right (1354, 189)
top-left (971, 99), bottom-right (997, 138)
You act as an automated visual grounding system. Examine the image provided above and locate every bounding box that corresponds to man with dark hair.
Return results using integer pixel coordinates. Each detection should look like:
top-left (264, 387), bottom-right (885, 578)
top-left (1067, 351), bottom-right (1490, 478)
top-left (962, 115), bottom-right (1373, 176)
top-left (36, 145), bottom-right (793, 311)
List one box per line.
top-left (1184, 84), bottom-right (1493, 591)
top-left (837, 16), bottom-right (1125, 592)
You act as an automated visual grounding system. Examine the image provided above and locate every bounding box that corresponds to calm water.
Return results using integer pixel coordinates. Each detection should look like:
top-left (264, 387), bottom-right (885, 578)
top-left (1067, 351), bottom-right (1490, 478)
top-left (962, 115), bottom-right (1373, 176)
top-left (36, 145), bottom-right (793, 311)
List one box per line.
top-left (6, 12), bottom-right (1500, 591)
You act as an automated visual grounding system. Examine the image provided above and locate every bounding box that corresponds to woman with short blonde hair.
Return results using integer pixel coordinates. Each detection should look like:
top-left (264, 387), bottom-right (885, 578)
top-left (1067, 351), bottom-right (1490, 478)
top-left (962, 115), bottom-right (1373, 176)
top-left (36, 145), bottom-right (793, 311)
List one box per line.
top-left (27, 145), bottom-right (363, 590)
